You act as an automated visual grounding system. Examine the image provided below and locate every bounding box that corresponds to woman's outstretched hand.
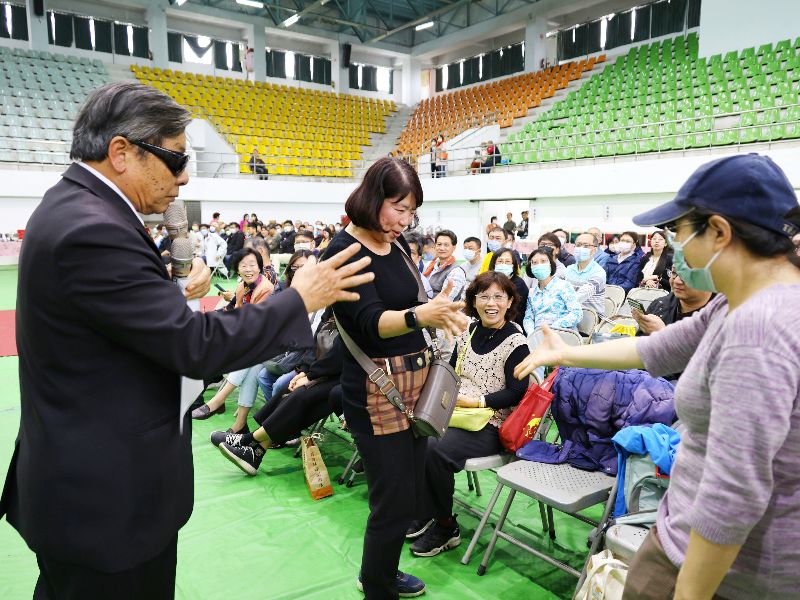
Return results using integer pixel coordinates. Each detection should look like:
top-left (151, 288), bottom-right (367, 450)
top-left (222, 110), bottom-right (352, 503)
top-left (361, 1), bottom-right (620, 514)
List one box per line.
top-left (416, 280), bottom-right (468, 340)
top-left (513, 324), bottom-right (568, 379)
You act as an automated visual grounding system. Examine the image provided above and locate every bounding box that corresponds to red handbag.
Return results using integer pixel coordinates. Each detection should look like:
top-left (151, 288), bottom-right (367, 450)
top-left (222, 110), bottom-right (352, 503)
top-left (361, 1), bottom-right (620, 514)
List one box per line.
top-left (499, 367), bottom-right (560, 452)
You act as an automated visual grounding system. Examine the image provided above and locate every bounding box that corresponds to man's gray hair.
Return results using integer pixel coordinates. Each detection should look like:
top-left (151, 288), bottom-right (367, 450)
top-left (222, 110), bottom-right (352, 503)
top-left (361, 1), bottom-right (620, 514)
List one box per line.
top-left (70, 82), bottom-right (192, 161)
top-left (244, 236), bottom-right (270, 256)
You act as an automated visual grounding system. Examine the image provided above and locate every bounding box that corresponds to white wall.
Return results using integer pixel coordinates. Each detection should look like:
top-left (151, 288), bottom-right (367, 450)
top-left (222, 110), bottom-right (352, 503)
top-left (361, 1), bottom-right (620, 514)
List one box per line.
top-left (699, 0), bottom-right (800, 58)
top-left (4, 146), bottom-right (800, 240)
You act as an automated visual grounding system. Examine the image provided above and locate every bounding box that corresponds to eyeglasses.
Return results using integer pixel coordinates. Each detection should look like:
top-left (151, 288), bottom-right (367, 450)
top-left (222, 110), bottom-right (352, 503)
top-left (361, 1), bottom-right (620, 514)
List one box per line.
top-left (574, 243), bottom-right (597, 249)
top-left (476, 293), bottom-right (508, 303)
top-left (123, 136), bottom-right (189, 176)
top-left (668, 268), bottom-right (678, 278)
top-left (663, 220), bottom-right (706, 239)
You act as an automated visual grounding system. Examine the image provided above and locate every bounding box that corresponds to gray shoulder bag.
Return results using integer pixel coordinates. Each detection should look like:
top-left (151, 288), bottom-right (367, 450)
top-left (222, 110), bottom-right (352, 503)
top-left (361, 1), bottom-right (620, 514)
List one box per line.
top-left (334, 241), bottom-right (460, 438)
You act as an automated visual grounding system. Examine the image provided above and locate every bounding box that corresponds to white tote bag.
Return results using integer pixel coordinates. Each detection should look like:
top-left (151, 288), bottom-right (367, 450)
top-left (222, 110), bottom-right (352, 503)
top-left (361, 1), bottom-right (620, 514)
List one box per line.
top-left (574, 550), bottom-right (628, 600)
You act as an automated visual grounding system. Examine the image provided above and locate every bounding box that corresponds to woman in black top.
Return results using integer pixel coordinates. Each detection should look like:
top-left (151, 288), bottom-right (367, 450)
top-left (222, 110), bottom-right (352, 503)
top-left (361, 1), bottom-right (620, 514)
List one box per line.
top-left (324, 157), bottom-right (468, 599)
top-left (487, 247), bottom-right (528, 329)
top-left (407, 272), bottom-right (530, 558)
top-left (636, 230), bottom-right (674, 290)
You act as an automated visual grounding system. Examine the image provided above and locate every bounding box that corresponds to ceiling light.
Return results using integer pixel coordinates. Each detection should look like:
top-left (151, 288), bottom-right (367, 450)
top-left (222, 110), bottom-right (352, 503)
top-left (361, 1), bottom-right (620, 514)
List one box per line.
top-left (415, 21), bottom-right (434, 31)
top-left (236, 0), bottom-right (264, 8)
top-left (282, 13), bottom-right (300, 27)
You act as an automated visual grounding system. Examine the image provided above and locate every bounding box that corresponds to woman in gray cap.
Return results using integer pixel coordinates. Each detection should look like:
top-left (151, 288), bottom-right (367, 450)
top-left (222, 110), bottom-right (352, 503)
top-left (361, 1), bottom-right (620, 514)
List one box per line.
top-left (515, 153), bottom-right (800, 600)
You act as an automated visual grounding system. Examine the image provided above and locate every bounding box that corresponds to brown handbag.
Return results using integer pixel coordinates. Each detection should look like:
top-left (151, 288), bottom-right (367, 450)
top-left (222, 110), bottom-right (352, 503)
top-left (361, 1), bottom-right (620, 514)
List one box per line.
top-left (334, 241), bottom-right (460, 438)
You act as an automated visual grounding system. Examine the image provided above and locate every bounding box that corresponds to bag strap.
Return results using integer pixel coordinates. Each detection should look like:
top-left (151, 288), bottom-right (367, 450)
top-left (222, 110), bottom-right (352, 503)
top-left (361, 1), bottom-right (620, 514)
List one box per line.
top-left (455, 324), bottom-right (478, 376)
top-left (393, 240), bottom-right (429, 304)
top-left (541, 366), bottom-right (560, 392)
top-left (333, 315), bottom-right (414, 421)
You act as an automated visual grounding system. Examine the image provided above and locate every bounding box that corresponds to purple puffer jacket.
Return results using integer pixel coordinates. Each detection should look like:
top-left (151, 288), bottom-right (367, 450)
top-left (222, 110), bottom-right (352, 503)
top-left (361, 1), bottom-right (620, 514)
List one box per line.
top-left (518, 367), bottom-right (676, 475)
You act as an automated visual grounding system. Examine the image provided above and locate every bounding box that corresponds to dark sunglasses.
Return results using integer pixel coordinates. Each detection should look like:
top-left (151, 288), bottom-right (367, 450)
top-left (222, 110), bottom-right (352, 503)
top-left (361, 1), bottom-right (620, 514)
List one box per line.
top-left (124, 137), bottom-right (189, 176)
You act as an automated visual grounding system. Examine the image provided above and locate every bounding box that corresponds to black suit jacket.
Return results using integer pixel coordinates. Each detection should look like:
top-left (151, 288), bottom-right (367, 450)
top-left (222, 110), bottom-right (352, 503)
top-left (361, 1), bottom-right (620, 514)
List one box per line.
top-left (0, 164), bottom-right (314, 572)
top-left (227, 230), bottom-right (245, 255)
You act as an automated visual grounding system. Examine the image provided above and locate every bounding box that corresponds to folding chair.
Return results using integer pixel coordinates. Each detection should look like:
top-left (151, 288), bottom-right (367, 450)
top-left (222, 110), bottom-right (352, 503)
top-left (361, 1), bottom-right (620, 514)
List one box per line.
top-left (577, 308), bottom-right (599, 341)
top-left (617, 287), bottom-right (669, 316)
top-left (475, 461), bottom-right (617, 577)
top-left (605, 285), bottom-right (626, 314)
top-left (603, 297), bottom-right (616, 319)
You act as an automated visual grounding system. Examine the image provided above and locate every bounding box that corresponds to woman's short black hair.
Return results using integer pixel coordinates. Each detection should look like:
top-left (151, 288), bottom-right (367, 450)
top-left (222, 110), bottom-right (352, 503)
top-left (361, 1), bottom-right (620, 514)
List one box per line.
top-left (284, 249), bottom-right (315, 287)
top-left (464, 271), bottom-right (521, 322)
top-left (488, 247), bottom-right (520, 275)
top-left (526, 247), bottom-right (557, 278)
top-left (231, 247), bottom-right (263, 275)
top-left (345, 157), bottom-right (423, 232)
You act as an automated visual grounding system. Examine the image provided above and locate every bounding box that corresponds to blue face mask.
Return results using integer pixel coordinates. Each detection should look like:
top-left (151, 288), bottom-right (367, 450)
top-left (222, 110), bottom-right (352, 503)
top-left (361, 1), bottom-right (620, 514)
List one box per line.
top-left (463, 249), bottom-right (476, 261)
top-left (573, 247), bottom-right (592, 263)
top-left (671, 230), bottom-right (722, 293)
top-left (487, 240), bottom-right (502, 253)
top-left (530, 264), bottom-right (551, 281)
top-left (423, 252), bottom-right (434, 261)
top-left (494, 264), bottom-right (514, 277)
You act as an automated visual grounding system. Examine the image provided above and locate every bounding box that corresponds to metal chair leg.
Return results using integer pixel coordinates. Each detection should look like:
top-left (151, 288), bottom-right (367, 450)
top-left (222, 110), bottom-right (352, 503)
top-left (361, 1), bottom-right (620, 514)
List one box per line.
top-left (461, 481), bottom-right (503, 565)
top-left (477, 489), bottom-right (516, 576)
top-left (547, 505), bottom-right (556, 540)
top-left (474, 472), bottom-right (482, 497)
top-left (466, 470), bottom-right (475, 491)
top-left (538, 501), bottom-right (548, 532)
top-left (338, 448), bottom-right (360, 485)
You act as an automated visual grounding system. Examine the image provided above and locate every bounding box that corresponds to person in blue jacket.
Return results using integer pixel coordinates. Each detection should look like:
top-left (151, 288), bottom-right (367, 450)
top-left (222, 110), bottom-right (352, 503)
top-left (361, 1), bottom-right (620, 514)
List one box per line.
top-left (603, 230), bottom-right (645, 293)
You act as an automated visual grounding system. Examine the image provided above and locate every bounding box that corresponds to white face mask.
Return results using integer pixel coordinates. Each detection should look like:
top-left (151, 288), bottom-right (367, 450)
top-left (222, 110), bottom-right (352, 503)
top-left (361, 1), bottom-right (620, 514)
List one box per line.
top-left (284, 226), bottom-right (292, 233)
top-left (463, 249), bottom-right (476, 262)
top-left (294, 242), bottom-right (311, 251)
top-left (617, 242), bottom-right (633, 254)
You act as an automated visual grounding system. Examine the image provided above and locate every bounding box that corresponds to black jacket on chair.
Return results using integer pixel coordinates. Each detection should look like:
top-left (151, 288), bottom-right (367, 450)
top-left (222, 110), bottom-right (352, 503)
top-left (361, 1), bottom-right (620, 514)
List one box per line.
top-left (0, 164), bottom-right (313, 572)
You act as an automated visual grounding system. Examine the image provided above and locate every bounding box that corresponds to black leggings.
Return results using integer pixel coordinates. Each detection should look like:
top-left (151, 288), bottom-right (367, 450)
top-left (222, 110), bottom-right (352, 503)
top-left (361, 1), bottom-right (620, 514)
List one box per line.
top-left (251, 381), bottom-right (341, 444)
top-left (352, 428), bottom-right (427, 599)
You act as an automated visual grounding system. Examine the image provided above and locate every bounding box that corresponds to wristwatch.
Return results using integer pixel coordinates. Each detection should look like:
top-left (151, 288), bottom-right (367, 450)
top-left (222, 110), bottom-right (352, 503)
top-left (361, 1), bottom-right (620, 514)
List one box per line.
top-left (404, 307), bottom-right (420, 330)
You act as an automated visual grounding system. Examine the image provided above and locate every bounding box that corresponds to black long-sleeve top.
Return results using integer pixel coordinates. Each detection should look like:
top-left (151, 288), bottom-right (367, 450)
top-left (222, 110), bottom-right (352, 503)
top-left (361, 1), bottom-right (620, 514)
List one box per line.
top-left (449, 321), bottom-right (530, 409)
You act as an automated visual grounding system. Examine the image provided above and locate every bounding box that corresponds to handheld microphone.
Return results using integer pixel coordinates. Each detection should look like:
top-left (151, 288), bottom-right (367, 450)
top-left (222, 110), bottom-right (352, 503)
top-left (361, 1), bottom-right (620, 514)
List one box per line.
top-left (163, 203), bottom-right (189, 239)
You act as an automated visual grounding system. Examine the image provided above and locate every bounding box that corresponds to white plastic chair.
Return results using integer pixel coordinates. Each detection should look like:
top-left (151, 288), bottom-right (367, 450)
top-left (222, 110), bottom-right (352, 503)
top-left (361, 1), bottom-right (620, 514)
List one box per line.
top-left (578, 308), bottom-right (599, 341)
top-left (617, 287), bottom-right (669, 316)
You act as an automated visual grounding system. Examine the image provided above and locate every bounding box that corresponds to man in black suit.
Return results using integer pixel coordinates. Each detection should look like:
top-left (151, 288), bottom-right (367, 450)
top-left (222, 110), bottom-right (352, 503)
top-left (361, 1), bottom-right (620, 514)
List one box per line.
top-left (0, 82), bottom-right (372, 599)
top-left (223, 221), bottom-right (245, 270)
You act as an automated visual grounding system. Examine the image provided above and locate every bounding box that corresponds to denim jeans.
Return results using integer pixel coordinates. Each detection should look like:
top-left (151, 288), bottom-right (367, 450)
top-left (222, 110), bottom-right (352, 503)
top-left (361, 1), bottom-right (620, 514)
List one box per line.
top-left (226, 364), bottom-right (264, 408)
top-left (257, 369), bottom-right (295, 402)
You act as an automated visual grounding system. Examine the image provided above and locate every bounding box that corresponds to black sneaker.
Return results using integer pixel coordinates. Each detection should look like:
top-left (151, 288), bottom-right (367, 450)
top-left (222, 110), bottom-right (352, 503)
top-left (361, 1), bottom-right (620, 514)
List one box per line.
top-left (410, 519), bottom-right (461, 557)
top-left (210, 430), bottom-right (251, 448)
top-left (356, 571), bottom-right (426, 597)
top-left (405, 518), bottom-right (434, 540)
top-left (218, 442), bottom-right (264, 476)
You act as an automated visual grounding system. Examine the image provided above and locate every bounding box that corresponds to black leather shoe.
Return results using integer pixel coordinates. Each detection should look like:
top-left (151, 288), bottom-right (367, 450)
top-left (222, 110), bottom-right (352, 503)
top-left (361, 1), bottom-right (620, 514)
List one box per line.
top-left (191, 403), bottom-right (226, 420)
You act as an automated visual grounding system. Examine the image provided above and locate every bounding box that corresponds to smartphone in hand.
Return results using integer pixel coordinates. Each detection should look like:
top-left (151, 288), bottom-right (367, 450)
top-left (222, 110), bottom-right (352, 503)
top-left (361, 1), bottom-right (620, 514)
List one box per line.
top-left (627, 298), bottom-right (645, 313)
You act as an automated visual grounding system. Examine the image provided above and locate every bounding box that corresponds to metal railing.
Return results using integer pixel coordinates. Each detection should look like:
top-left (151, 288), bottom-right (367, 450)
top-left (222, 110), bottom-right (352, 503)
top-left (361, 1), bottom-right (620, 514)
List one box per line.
top-left (1, 104), bottom-right (798, 179)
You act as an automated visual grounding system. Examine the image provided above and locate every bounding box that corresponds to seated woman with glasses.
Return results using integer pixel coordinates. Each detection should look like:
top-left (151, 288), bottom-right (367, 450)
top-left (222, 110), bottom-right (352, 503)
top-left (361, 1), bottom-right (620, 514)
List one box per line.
top-left (275, 249), bottom-right (317, 294)
top-left (523, 247), bottom-right (582, 336)
top-left (191, 248), bottom-right (274, 431)
top-left (604, 231), bottom-right (645, 293)
top-left (406, 271), bottom-right (530, 558)
top-left (487, 247), bottom-right (528, 328)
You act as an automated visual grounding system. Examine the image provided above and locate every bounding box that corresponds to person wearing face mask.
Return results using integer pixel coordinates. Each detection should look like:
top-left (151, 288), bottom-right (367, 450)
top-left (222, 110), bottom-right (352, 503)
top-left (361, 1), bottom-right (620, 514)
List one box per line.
top-left (293, 230), bottom-right (317, 256)
top-left (189, 222), bottom-right (203, 257)
top-left (462, 237), bottom-right (482, 283)
top-left (564, 232), bottom-right (607, 315)
top-left (637, 230), bottom-right (674, 290)
top-left (588, 227), bottom-right (611, 269)
top-left (421, 236), bottom-right (435, 263)
top-left (278, 220), bottom-right (296, 254)
top-left (202, 224), bottom-right (228, 278)
top-left (478, 226), bottom-right (508, 274)
top-left (488, 248), bottom-right (528, 329)
top-left (551, 228), bottom-right (576, 267)
top-left (523, 247), bottom-right (582, 336)
top-left (223, 222), bottom-right (245, 271)
top-left (403, 231), bottom-right (435, 298)
top-left (604, 231), bottom-right (645, 293)
top-left (514, 153), bottom-right (800, 600)
top-left (536, 233), bottom-right (568, 278)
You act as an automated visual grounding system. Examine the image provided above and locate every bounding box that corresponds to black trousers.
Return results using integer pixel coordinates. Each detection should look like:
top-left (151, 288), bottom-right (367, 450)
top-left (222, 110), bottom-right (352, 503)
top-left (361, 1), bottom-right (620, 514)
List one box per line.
top-left (34, 536), bottom-right (177, 600)
top-left (352, 428), bottom-right (427, 600)
top-left (251, 380), bottom-right (340, 444)
top-left (422, 425), bottom-right (502, 519)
